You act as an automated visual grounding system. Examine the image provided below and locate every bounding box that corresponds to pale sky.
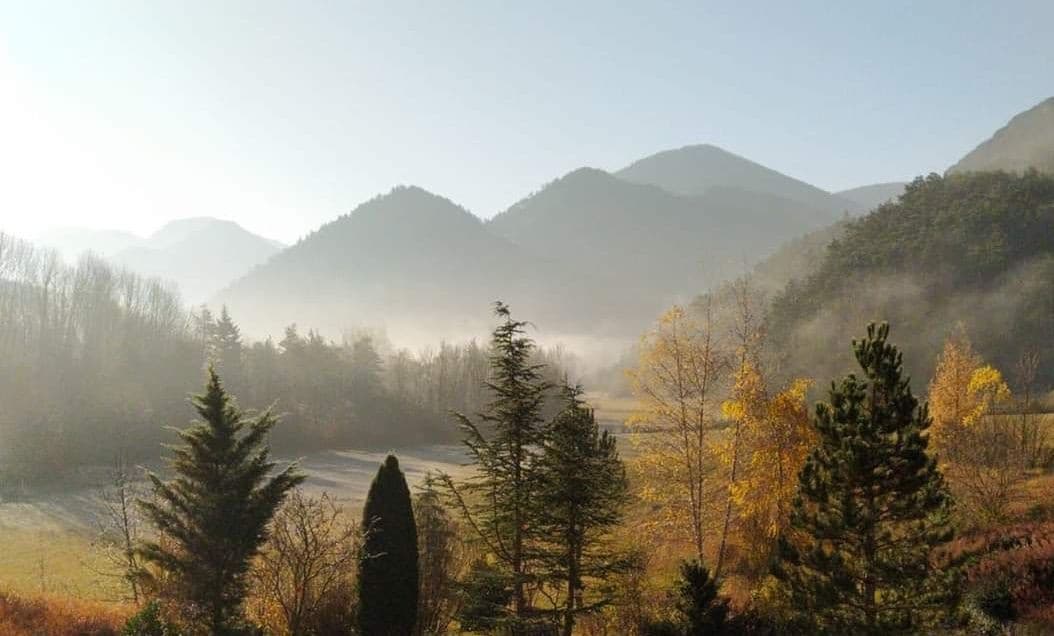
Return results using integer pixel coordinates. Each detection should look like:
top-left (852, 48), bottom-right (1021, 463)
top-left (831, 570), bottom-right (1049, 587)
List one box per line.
top-left (1, 1), bottom-right (1052, 243)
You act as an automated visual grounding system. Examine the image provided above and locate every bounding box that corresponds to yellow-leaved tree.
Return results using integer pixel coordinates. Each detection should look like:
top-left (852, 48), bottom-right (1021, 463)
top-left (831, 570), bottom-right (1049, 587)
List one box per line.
top-left (928, 328), bottom-right (1021, 522)
top-left (627, 303), bottom-right (726, 563)
top-left (719, 361), bottom-right (814, 575)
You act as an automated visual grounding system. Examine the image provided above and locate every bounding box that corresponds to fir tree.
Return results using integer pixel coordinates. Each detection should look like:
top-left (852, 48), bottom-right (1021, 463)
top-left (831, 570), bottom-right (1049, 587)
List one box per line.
top-left (441, 302), bottom-right (550, 628)
top-left (358, 454), bottom-right (419, 636)
top-left (774, 323), bottom-right (955, 634)
top-left (535, 384), bottom-right (629, 636)
top-left (673, 560), bottom-right (729, 636)
top-left (210, 306), bottom-right (245, 393)
top-left (139, 367), bottom-right (303, 634)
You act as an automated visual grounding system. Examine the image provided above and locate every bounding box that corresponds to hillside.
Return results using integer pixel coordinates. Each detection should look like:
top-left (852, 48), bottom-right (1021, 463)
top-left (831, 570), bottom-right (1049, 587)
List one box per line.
top-left (949, 97), bottom-right (1054, 175)
top-left (214, 186), bottom-right (624, 343)
top-left (768, 170), bottom-right (1054, 386)
top-left (834, 182), bottom-right (908, 213)
top-left (489, 167), bottom-right (833, 308)
top-left (615, 143), bottom-right (856, 215)
top-left (111, 218), bottom-right (283, 303)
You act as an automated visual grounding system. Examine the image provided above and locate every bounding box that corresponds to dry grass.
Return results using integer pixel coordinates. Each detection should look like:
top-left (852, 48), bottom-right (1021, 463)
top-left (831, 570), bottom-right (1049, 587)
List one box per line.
top-left (0, 527), bottom-right (124, 602)
top-left (0, 589), bottom-right (130, 635)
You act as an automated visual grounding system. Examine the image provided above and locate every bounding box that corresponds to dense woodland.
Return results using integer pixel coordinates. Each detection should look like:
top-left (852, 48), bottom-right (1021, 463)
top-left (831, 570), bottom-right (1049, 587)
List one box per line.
top-left (0, 234), bottom-right (571, 484)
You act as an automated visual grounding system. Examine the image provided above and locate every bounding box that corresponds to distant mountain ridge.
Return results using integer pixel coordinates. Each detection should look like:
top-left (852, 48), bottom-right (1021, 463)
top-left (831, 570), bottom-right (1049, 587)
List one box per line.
top-left (37, 218), bottom-right (283, 303)
top-left (949, 97), bottom-right (1054, 175)
top-left (835, 182), bottom-right (908, 213)
top-left (616, 143), bottom-right (858, 214)
top-left (219, 145), bottom-right (856, 343)
top-left (214, 186), bottom-right (627, 343)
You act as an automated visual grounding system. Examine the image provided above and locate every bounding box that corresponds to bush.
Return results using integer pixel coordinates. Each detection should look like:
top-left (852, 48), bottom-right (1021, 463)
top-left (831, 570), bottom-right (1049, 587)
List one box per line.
top-left (122, 601), bottom-right (181, 635)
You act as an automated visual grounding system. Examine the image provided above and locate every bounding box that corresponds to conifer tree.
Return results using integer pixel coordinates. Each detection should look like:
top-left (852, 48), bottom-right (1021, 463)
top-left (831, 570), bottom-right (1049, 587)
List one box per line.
top-left (774, 323), bottom-right (955, 634)
top-left (210, 306), bottom-right (245, 393)
top-left (415, 473), bottom-right (466, 636)
top-left (358, 454), bottom-right (419, 636)
top-left (535, 384), bottom-right (629, 636)
top-left (139, 367), bottom-right (303, 634)
top-left (441, 302), bottom-right (550, 628)
top-left (673, 560), bottom-right (730, 635)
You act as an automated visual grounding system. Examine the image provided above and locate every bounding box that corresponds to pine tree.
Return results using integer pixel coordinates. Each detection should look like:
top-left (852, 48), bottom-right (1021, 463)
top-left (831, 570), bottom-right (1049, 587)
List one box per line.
top-left (535, 384), bottom-right (629, 636)
top-left (441, 302), bottom-right (550, 628)
top-left (358, 454), bottom-right (419, 636)
top-left (210, 306), bottom-right (245, 393)
top-left (773, 323), bottom-right (955, 634)
top-left (139, 367), bottom-right (303, 634)
top-left (673, 560), bottom-right (730, 636)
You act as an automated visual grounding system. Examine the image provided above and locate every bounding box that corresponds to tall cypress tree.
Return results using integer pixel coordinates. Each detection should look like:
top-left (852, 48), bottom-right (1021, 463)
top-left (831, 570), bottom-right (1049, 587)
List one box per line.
top-left (441, 302), bottom-right (550, 629)
top-left (358, 454), bottom-right (419, 636)
top-left (139, 367), bottom-right (303, 634)
top-left (535, 384), bottom-right (629, 636)
top-left (774, 323), bottom-right (955, 634)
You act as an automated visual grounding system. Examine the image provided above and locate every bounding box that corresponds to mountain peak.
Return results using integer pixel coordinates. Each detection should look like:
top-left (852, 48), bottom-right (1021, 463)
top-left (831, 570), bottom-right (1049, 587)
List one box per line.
top-left (615, 144), bottom-right (848, 214)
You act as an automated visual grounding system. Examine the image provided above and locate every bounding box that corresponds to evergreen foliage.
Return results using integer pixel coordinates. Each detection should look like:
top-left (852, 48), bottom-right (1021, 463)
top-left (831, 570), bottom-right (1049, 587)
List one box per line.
top-left (139, 368), bottom-right (303, 634)
top-left (442, 302), bottom-right (551, 627)
top-left (769, 170), bottom-right (1054, 384)
top-left (774, 323), bottom-right (956, 634)
top-left (673, 560), bottom-right (730, 635)
top-left (210, 306), bottom-right (245, 393)
top-left (535, 384), bottom-right (629, 635)
top-left (455, 560), bottom-right (513, 634)
top-left (358, 454), bottom-right (419, 636)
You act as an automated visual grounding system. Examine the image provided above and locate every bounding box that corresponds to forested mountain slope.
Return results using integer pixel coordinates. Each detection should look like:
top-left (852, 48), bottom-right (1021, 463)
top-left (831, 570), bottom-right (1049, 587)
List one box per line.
top-left (215, 186), bottom-right (623, 342)
top-left (769, 171), bottom-right (1054, 385)
top-left (488, 167), bottom-right (830, 306)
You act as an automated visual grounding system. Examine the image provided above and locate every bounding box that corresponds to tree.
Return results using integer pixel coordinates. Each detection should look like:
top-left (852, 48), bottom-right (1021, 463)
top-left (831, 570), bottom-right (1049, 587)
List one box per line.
top-left (252, 490), bottom-right (359, 636)
top-left (139, 368), bottom-right (303, 634)
top-left (718, 362), bottom-right (814, 575)
top-left (358, 454), bottom-right (419, 636)
top-left (673, 560), bottom-right (730, 636)
top-left (210, 306), bottom-right (245, 394)
top-left (627, 303), bottom-right (725, 563)
top-left (929, 330), bottom-right (1023, 522)
top-left (415, 473), bottom-right (469, 636)
top-left (534, 384), bottom-right (629, 636)
top-left (441, 302), bottom-right (551, 627)
top-left (774, 323), bottom-right (955, 634)
top-left (92, 454), bottom-right (146, 604)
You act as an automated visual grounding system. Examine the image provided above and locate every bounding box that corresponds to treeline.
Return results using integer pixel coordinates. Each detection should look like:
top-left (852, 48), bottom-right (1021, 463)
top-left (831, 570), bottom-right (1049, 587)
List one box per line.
top-left (0, 234), bottom-right (569, 484)
top-left (88, 302), bottom-right (1051, 635)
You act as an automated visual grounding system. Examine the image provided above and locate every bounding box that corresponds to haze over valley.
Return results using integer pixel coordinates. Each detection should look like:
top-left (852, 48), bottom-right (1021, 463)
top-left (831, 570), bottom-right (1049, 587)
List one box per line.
top-left (3, 4), bottom-right (1054, 634)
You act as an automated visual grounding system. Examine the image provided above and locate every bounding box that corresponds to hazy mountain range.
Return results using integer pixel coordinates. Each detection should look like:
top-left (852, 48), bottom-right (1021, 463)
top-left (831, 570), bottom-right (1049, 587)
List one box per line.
top-left (30, 96), bottom-right (1054, 349)
top-left (37, 218), bottom-right (283, 303)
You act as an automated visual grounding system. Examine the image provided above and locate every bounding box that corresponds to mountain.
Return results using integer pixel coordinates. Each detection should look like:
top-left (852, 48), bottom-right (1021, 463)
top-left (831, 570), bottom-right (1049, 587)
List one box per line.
top-left (488, 166), bottom-right (835, 307)
top-left (615, 144), bottom-right (856, 215)
top-left (948, 97), bottom-right (1054, 175)
top-left (110, 218), bottom-right (283, 303)
top-left (38, 218), bottom-right (283, 303)
top-left (36, 227), bottom-right (142, 261)
top-left (768, 170), bottom-right (1054, 387)
top-left (214, 186), bottom-right (622, 343)
top-left (835, 182), bottom-right (908, 213)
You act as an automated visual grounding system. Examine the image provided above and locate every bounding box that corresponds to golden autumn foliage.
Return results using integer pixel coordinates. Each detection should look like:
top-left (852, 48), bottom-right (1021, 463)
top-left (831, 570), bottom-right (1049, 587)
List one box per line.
top-left (929, 329), bottom-right (1023, 523)
top-left (718, 362), bottom-right (814, 572)
top-left (627, 304), bottom-right (725, 561)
